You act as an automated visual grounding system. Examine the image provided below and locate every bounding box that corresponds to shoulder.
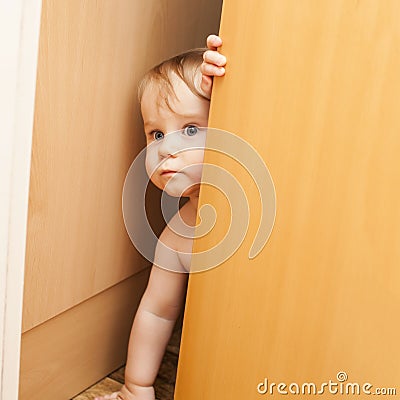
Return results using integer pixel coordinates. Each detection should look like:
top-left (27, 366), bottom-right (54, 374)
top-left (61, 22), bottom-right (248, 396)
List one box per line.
top-left (155, 204), bottom-right (194, 273)
top-left (155, 202), bottom-right (197, 273)
top-left (154, 225), bottom-right (186, 273)
top-left (169, 200), bottom-right (198, 229)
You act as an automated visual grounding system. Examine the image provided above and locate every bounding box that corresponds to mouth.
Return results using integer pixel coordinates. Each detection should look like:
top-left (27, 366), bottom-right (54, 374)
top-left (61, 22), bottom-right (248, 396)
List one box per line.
top-left (160, 170), bottom-right (178, 176)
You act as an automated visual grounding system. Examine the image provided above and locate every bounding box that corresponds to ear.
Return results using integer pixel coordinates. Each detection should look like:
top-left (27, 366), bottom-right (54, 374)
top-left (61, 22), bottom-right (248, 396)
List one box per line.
top-left (200, 74), bottom-right (213, 100)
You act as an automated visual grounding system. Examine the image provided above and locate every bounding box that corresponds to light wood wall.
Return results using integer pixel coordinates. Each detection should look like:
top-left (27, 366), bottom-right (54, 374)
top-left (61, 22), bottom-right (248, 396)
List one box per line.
top-left (176, 0), bottom-right (400, 399)
top-left (20, 1), bottom-right (222, 398)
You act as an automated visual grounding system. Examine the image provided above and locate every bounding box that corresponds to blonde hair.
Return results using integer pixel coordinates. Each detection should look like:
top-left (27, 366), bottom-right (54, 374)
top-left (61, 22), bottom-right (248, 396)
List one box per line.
top-left (137, 47), bottom-right (209, 112)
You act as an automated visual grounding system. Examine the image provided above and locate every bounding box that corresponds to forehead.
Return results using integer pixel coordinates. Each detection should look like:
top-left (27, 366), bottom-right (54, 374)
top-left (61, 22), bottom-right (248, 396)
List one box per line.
top-left (141, 74), bottom-right (207, 124)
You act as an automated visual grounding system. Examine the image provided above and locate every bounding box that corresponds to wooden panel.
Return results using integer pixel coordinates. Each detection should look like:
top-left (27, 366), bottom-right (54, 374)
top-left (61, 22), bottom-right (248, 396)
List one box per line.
top-left (176, 1), bottom-right (400, 399)
top-left (23, 0), bottom-right (223, 331)
top-left (19, 269), bottom-right (149, 400)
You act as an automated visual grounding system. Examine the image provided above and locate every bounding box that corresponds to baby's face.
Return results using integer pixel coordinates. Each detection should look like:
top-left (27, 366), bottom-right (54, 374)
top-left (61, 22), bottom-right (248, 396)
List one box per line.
top-left (141, 73), bottom-right (210, 198)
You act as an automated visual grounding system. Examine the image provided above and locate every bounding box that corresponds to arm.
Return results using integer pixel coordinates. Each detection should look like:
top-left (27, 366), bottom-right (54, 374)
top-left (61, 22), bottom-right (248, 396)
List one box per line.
top-left (123, 266), bottom-right (188, 395)
top-left (200, 34), bottom-right (226, 99)
top-left (120, 228), bottom-right (189, 400)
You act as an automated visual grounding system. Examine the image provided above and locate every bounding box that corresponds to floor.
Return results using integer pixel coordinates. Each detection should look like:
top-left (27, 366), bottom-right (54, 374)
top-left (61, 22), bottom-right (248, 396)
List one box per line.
top-left (72, 322), bottom-right (182, 400)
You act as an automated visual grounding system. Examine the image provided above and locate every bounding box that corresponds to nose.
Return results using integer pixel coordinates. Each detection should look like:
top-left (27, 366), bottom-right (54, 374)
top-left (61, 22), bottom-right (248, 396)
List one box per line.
top-left (158, 131), bottom-right (182, 158)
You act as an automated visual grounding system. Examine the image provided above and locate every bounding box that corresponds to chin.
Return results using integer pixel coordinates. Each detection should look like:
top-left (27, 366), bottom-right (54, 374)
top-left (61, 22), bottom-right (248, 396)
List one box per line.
top-left (163, 188), bottom-right (181, 197)
top-left (161, 184), bottom-right (198, 199)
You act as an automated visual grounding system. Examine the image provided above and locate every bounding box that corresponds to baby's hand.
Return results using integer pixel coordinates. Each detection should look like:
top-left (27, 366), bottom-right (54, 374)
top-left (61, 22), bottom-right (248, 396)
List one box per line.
top-left (94, 394), bottom-right (120, 400)
top-left (94, 384), bottom-right (155, 400)
top-left (200, 34), bottom-right (226, 99)
top-left (94, 392), bottom-right (120, 400)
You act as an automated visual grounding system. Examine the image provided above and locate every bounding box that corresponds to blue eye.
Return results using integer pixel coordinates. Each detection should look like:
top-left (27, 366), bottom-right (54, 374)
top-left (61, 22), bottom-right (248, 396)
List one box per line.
top-left (153, 131), bottom-right (164, 140)
top-left (183, 126), bottom-right (198, 136)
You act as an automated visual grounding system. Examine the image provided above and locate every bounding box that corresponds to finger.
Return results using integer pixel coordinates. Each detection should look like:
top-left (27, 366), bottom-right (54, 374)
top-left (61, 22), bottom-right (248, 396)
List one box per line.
top-left (200, 63), bottom-right (225, 77)
top-left (206, 34), bottom-right (222, 51)
top-left (203, 50), bottom-right (226, 67)
top-left (94, 393), bottom-right (119, 400)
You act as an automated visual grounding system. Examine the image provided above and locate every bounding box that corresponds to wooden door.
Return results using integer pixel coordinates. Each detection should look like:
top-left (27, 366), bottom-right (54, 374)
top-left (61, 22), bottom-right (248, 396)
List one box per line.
top-left (19, 1), bottom-right (222, 399)
top-left (176, 1), bottom-right (400, 399)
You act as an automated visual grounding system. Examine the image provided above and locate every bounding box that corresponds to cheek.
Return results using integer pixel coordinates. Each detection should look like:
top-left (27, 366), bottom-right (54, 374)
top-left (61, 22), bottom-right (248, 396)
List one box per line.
top-left (145, 152), bottom-right (159, 178)
top-left (192, 150), bottom-right (205, 172)
top-left (183, 149), bottom-right (205, 164)
top-left (181, 150), bottom-right (204, 178)
top-left (191, 164), bottom-right (204, 181)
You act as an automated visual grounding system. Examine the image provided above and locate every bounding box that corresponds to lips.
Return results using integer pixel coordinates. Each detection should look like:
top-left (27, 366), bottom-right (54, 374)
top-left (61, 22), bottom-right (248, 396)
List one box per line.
top-left (161, 169), bottom-right (178, 175)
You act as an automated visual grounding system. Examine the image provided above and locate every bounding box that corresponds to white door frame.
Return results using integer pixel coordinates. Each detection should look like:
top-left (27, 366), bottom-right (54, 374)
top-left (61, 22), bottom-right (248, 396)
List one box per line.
top-left (0, 1), bottom-right (42, 399)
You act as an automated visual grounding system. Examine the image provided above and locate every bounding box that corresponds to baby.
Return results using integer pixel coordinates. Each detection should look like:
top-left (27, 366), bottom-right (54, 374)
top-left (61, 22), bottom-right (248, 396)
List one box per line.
top-left (95, 34), bottom-right (226, 400)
